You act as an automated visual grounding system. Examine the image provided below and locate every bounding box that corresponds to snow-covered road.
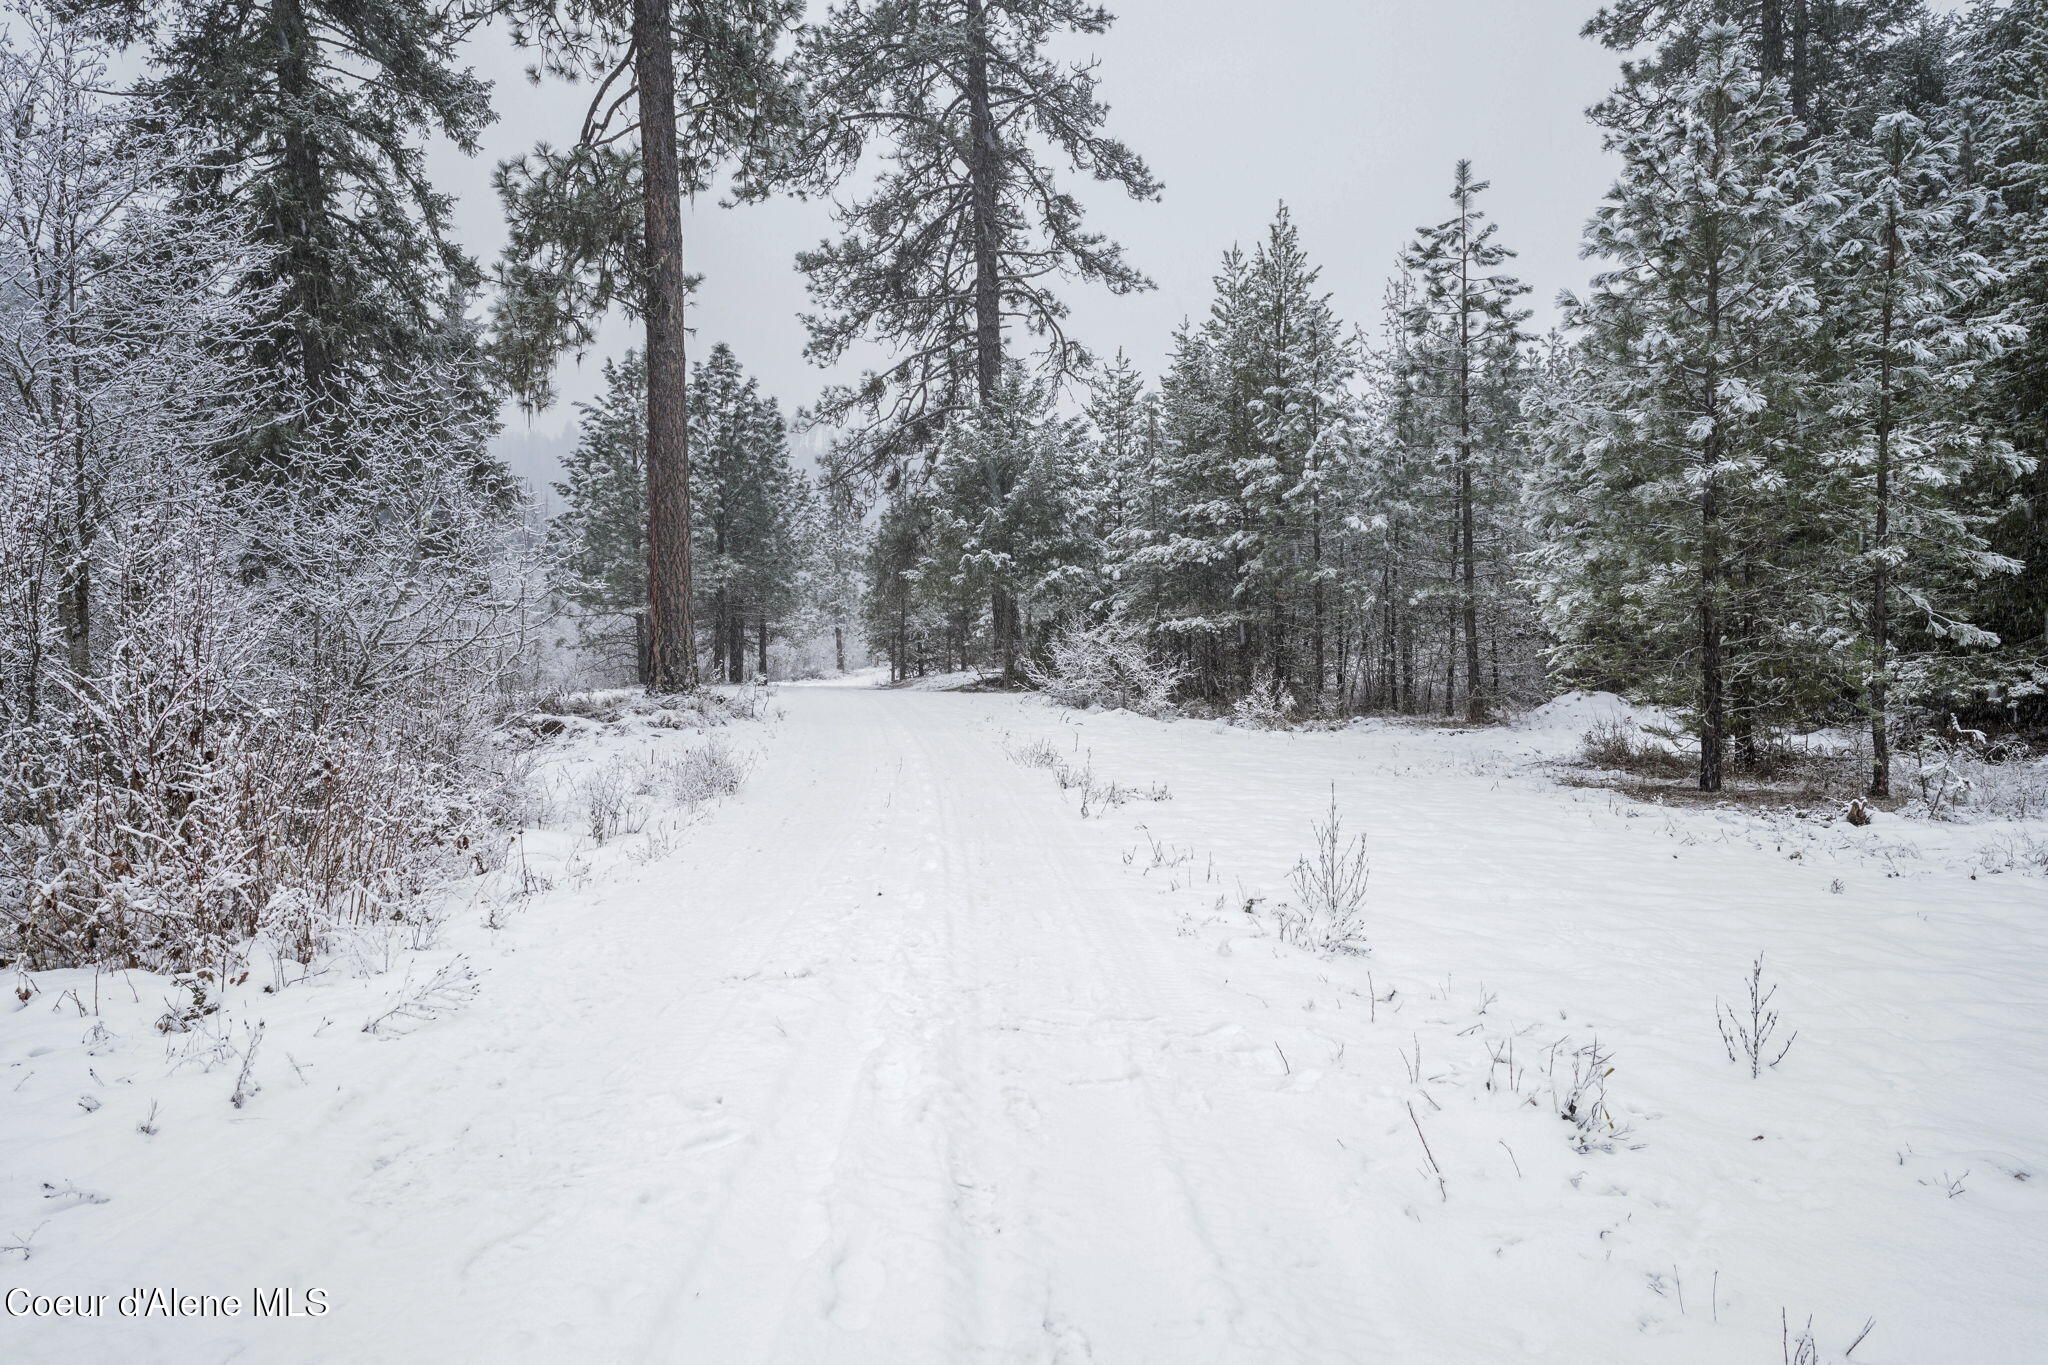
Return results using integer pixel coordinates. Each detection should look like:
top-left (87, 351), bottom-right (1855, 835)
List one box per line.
top-left (8, 685), bottom-right (2046, 1363)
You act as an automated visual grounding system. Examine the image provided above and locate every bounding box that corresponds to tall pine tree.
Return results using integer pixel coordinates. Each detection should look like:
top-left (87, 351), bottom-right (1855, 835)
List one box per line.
top-left (1398, 164), bottom-right (1530, 720)
top-left (793, 0), bottom-right (1159, 677)
top-left (493, 0), bottom-right (801, 690)
top-left (1535, 27), bottom-right (1817, 790)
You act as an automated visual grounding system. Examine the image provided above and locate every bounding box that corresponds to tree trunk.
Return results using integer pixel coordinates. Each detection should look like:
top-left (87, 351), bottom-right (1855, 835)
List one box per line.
top-left (1443, 519), bottom-right (1459, 717)
top-left (965, 0), bottom-right (1002, 405)
top-left (835, 624), bottom-right (845, 673)
top-left (728, 598), bottom-right (745, 683)
top-left (273, 0), bottom-right (334, 400)
top-left (1870, 195), bottom-right (1900, 799)
top-left (1311, 522), bottom-right (1327, 696)
top-left (964, 0), bottom-right (1019, 682)
top-left (1699, 467), bottom-right (1726, 793)
top-left (711, 586), bottom-right (726, 679)
top-left (1698, 230), bottom-right (1728, 792)
top-left (634, 0), bottom-right (696, 693)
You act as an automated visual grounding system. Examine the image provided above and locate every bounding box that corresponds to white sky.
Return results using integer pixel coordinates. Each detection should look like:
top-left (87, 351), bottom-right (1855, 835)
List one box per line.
top-left (437, 2), bottom-right (1636, 476)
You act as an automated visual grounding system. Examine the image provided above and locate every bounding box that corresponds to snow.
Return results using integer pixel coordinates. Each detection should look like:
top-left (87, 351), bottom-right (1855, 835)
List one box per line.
top-left (5, 687), bottom-right (2046, 1362)
top-left (1516, 687), bottom-right (1671, 744)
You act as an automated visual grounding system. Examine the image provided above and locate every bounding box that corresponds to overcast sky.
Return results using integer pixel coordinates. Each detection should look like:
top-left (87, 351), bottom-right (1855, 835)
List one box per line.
top-left (436, 2), bottom-right (1636, 480)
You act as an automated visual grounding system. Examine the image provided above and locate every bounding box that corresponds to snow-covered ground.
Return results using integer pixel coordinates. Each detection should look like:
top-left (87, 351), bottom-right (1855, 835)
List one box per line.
top-left (5, 685), bottom-right (2045, 1362)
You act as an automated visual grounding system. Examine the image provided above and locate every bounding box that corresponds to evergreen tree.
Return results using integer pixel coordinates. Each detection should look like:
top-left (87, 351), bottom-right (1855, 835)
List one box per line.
top-left (1583, 0), bottom-right (1929, 134)
top-left (1814, 109), bottom-right (2027, 792)
top-left (1354, 278), bottom-right (1438, 713)
top-left (547, 344), bottom-right (807, 683)
top-left (798, 481), bottom-right (869, 673)
top-left (1121, 293), bottom-right (1247, 699)
top-left (1081, 350), bottom-right (1155, 618)
top-left (794, 0), bottom-right (1160, 677)
top-left (1238, 206), bottom-right (1355, 699)
top-left (688, 343), bottom-right (800, 681)
top-left (917, 369), bottom-right (1091, 666)
top-left (865, 485), bottom-right (947, 679)
top-left (548, 354), bottom-right (650, 679)
top-left (493, 0), bottom-right (802, 691)
top-left (77, 0), bottom-right (496, 473)
top-left (1397, 164), bottom-right (1531, 719)
top-left (1534, 27), bottom-right (1818, 790)
top-left (1956, 0), bottom-right (2048, 701)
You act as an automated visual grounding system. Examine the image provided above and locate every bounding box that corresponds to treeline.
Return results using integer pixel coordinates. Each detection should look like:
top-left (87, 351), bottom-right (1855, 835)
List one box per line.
top-left (863, 0), bottom-right (2048, 795)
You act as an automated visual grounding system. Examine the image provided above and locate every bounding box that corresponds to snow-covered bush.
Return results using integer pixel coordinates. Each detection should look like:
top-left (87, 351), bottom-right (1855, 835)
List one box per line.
top-left (0, 29), bottom-right (537, 976)
top-left (1026, 618), bottom-right (1185, 716)
top-left (1004, 735), bottom-right (1063, 770)
top-left (1549, 1037), bottom-right (1623, 1153)
top-left (1906, 732), bottom-right (2045, 820)
top-left (642, 742), bottom-right (751, 804)
top-left (1230, 664), bottom-right (1294, 729)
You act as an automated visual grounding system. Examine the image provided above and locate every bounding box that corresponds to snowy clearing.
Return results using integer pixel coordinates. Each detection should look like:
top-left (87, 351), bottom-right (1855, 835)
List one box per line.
top-left (5, 685), bottom-right (2046, 1363)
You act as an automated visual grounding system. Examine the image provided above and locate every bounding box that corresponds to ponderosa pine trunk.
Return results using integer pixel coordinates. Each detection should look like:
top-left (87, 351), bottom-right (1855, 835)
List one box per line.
top-left (634, 0), bottom-right (696, 693)
top-left (964, 0), bottom-right (1017, 681)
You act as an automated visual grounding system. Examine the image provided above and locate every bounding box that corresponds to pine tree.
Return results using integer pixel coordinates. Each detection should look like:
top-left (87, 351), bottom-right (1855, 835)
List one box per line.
top-left (77, 0), bottom-right (496, 473)
top-left (1081, 350), bottom-right (1154, 618)
top-left (798, 481), bottom-right (869, 674)
top-left (1815, 109), bottom-right (2027, 793)
top-left (493, 0), bottom-right (802, 691)
top-left (548, 354), bottom-right (650, 680)
top-left (1538, 26), bottom-right (1819, 791)
top-left (866, 485), bottom-right (947, 679)
top-left (1353, 277), bottom-right (1439, 713)
top-left (688, 343), bottom-right (800, 681)
top-left (793, 0), bottom-right (1159, 677)
top-left (1956, 0), bottom-right (2048, 698)
top-left (1583, 0), bottom-right (1928, 135)
top-left (1239, 206), bottom-right (1355, 699)
top-left (1122, 297), bottom-right (1246, 699)
top-left (1398, 164), bottom-right (1530, 720)
top-left (549, 342), bottom-right (809, 683)
top-left (917, 369), bottom-right (1091, 667)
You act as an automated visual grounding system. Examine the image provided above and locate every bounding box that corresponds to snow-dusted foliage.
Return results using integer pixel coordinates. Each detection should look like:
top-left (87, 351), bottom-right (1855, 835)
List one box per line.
top-left (1025, 618), bottom-right (1185, 716)
top-left (0, 24), bottom-right (535, 974)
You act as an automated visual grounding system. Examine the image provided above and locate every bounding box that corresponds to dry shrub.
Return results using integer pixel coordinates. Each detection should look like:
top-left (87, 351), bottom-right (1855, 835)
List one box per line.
top-left (1579, 719), bottom-right (1691, 777)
